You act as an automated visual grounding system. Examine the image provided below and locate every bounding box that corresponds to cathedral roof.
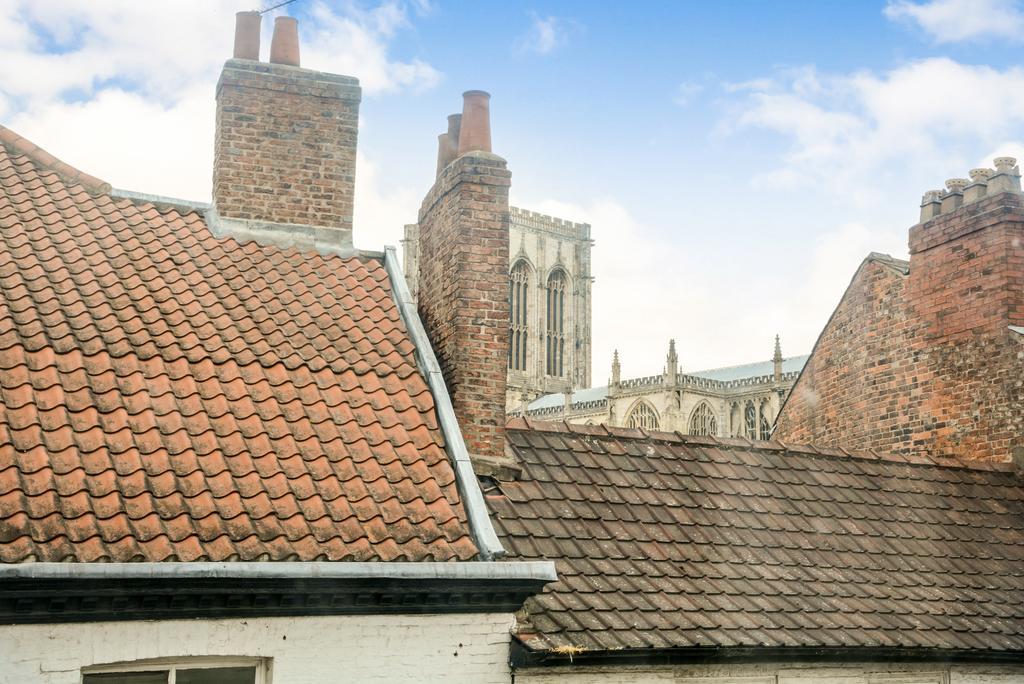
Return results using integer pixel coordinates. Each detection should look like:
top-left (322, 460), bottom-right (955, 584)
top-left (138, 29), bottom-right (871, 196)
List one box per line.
top-left (689, 353), bottom-right (809, 382)
top-left (526, 354), bottom-right (810, 411)
top-left (492, 419), bottom-right (1024, 665)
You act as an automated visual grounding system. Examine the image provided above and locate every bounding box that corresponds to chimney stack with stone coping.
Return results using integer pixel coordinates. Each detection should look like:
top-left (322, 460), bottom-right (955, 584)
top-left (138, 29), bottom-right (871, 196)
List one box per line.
top-left (415, 90), bottom-right (515, 477)
top-left (211, 14), bottom-right (361, 251)
top-left (918, 158), bottom-right (1021, 223)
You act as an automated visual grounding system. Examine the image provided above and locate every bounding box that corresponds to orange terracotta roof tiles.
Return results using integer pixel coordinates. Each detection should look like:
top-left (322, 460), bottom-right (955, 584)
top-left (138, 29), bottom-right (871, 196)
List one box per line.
top-left (0, 128), bottom-right (479, 562)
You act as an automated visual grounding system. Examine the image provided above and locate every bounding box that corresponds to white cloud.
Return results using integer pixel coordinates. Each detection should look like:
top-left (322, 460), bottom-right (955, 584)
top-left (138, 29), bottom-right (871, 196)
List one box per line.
top-left (7, 86), bottom-right (213, 201)
top-left (728, 58), bottom-right (1024, 199)
top-left (300, 1), bottom-right (441, 93)
top-left (0, 0), bottom-right (440, 225)
top-left (517, 198), bottom-right (791, 378)
top-left (352, 151), bottom-right (420, 251)
top-left (673, 81), bottom-right (704, 107)
top-left (514, 13), bottom-right (575, 56)
top-left (884, 0), bottom-right (1024, 43)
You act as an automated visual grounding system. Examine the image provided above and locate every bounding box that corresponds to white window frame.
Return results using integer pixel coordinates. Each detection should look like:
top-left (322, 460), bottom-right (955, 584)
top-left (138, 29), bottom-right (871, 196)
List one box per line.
top-left (82, 656), bottom-right (269, 684)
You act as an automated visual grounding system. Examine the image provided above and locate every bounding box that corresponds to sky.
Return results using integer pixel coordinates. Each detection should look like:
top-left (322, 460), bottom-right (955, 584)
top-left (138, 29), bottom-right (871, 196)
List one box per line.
top-left (2, 0), bottom-right (1023, 382)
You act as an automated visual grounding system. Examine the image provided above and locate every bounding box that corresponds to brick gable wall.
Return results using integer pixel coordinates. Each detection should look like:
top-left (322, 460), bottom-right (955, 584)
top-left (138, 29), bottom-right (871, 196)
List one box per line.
top-left (776, 191), bottom-right (1024, 462)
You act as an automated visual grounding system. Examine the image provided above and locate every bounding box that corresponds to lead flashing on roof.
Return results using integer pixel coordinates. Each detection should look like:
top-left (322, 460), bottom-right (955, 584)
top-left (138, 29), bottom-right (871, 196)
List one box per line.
top-left (111, 187), bottom-right (211, 213)
top-left (382, 245), bottom-right (507, 561)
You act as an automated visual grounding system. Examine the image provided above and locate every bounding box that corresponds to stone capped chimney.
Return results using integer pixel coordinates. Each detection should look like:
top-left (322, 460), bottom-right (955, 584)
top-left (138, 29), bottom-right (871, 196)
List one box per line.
top-left (211, 13), bottom-right (361, 251)
top-left (416, 90), bottom-right (513, 476)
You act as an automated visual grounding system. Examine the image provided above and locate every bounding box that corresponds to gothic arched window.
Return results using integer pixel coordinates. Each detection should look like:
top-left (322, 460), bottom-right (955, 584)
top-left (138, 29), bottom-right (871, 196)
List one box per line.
top-left (545, 269), bottom-right (567, 377)
top-left (689, 402), bottom-right (718, 436)
top-left (744, 401), bottom-right (757, 440)
top-left (759, 398), bottom-right (772, 440)
top-left (626, 401), bottom-right (659, 430)
top-left (508, 261), bottom-right (530, 371)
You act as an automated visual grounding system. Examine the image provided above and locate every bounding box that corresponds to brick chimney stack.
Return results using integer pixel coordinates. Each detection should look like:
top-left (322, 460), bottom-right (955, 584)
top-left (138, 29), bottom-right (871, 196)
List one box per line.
top-left (211, 12), bottom-right (361, 251)
top-left (416, 90), bottom-right (514, 476)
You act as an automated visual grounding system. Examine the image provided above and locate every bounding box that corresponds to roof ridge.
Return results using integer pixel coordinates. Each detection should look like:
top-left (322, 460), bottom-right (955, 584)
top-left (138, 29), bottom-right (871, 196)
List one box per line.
top-left (0, 124), bottom-right (111, 196)
top-left (687, 353), bottom-right (810, 375)
top-left (865, 251), bottom-right (911, 275)
top-left (506, 417), bottom-right (1018, 474)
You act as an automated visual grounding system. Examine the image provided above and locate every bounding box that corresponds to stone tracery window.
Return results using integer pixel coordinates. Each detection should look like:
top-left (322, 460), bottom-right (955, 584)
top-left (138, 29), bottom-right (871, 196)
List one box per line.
top-left (626, 401), bottom-right (659, 430)
top-left (689, 401), bottom-right (718, 436)
top-left (744, 401), bottom-right (757, 439)
top-left (759, 398), bottom-right (772, 440)
top-left (545, 269), bottom-right (567, 377)
top-left (508, 260), bottom-right (530, 371)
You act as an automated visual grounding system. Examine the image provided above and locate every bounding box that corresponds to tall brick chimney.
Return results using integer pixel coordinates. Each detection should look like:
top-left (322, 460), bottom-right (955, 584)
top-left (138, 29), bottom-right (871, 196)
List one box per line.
top-left (210, 12), bottom-right (361, 251)
top-left (416, 91), bottom-right (514, 476)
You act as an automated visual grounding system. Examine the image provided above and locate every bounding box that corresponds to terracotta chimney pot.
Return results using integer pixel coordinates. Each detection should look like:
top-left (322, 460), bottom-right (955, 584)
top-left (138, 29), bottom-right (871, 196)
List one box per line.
top-left (269, 16), bottom-right (300, 67)
top-left (435, 114), bottom-right (462, 176)
top-left (457, 90), bottom-right (492, 155)
top-left (447, 113), bottom-right (462, 144)
top-left (233, 11), bottom-right (262, 60)
top-left (435, 134), bottom-right (453, 177)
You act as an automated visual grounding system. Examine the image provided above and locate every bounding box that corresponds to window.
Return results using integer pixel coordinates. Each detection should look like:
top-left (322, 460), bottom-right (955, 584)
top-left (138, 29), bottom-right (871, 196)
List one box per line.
top-left (508, 260), bottom-right (531, 371)
top-left (759, 398), bottom-right (772, 440)
top-left (84, 659), bottom-right (265, 684)
top-left (688, 402), bottom-right (717, 436)
top-left (744, 401), bottom-right (757, 439)
top-left (545, 269), bottom-right (567, 377)
top-left (626, 401), bottom-right (659, 430)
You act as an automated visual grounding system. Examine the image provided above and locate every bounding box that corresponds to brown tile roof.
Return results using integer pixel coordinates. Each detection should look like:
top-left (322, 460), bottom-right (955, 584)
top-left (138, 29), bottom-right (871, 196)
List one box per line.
top-left (0, 126), bottom-right (479, 562)
top-left (491, 419), bottom-right (1024, 655)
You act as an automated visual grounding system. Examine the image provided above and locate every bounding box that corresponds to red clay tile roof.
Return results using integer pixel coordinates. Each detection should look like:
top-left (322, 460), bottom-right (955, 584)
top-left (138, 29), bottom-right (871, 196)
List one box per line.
top-left (0, 127), bottom-right (479, 562)
top-left (491, 419), bottom-right (1024, 655)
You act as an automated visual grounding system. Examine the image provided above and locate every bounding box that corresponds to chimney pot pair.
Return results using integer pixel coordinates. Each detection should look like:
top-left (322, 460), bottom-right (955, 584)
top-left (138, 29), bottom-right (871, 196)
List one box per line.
top-left (435, 91), bottom-right (492, 175)
top-left (233, 11), bottom-right (300, 67)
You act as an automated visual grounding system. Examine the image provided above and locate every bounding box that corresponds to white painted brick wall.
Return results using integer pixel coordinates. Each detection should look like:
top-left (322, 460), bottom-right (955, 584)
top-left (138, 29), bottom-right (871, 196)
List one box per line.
top-left (0, 612), bottom-right (514, 684)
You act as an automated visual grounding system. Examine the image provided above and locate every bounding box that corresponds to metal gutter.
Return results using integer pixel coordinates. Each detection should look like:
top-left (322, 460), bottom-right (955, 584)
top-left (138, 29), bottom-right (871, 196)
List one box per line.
top-left (510, 640), bottom-right (1024, 669)
top-left (0, 561), bottom-right (555, 582)
top-left (382, 246), bottom-right (507, 561)
top-left (1, 561), bottom-right (556, 624)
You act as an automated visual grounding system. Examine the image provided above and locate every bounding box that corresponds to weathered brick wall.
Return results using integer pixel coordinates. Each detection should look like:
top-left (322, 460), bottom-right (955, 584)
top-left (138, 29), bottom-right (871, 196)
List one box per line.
top-left (214, 59), bottom-right (361, 237)
top-left (0, 613), bottom-right (515, 683)
top-left (416, 152), bottom-right (511, 465)
top-left (776, 192), bottom-right (1024, 462)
